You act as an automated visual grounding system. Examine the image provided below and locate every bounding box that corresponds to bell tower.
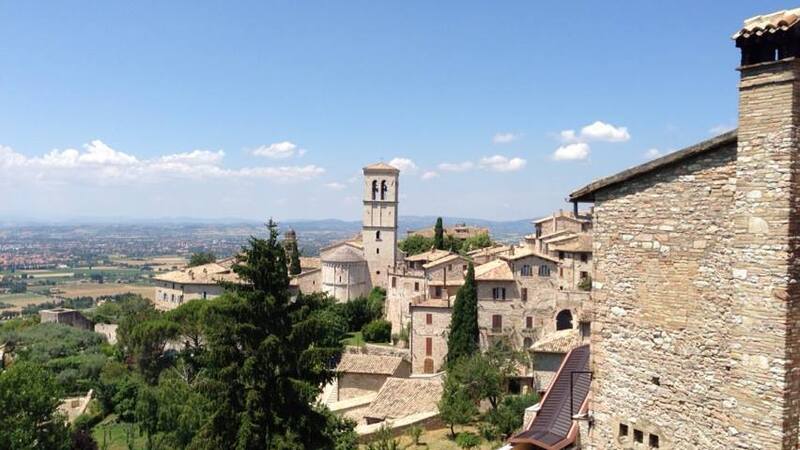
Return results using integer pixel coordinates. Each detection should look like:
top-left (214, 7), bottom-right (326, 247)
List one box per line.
top-left (362, 162), bottom-right (399, 288)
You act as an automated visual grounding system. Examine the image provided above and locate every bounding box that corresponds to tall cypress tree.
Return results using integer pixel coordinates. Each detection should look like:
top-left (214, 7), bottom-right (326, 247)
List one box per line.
top-left (198, 220), bottom-right (346, 449)
top-left (446, 263), bottom-right (478, 366)
top-left (289, 239), bottom-right (302, 275)
top-left (434, 217), bottom-right (445, 250)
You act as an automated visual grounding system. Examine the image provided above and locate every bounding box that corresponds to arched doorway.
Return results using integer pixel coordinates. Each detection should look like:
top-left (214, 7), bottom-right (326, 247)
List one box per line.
top-left (556, 309), bottom-right (573, 331)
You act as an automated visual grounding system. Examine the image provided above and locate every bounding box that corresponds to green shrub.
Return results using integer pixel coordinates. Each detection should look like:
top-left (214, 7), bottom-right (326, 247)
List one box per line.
top-left (361, 319), bottom-right (391, 343)
top-left (406, 424), bottom-right (423, 445)
top-left (485, 391), bottom-right (540, 439)
top-left (455, 432), bottom-right (481, 449)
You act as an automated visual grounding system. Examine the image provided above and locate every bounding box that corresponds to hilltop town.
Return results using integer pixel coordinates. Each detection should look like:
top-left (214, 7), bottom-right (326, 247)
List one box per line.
top-left (4, 5), bottom-right (800, 450)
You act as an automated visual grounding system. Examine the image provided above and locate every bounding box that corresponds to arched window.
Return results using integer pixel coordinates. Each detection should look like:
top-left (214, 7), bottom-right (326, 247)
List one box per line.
top-left (556, 309), bottom-right (573, 331)
top-left (523, 337), bottom-right (533, 348)
top-left (380, 180), bottom-right (388, 200)
top-left (521, 264), bottom-right (532, 276)
top-left (376, 230), bottom-right (381, 241)
top-left (371, 180), bottom-right (378, 200)
top-left (538, 264), bottom-right (551, 277)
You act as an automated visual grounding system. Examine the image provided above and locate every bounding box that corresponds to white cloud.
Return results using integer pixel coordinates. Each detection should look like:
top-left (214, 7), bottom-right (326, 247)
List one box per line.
top-left (553, 143), bottom-right (590, 161)
top-left (492, 132), bottom-right (521, 144)
top-left (560, 121), bottom-right (630, 143)
top-left (580, 121), bottom-right (630, 142)
top-left (252, 141), bottom-right (305, 159)
top-left (644, 148), bottom-right (662, 159)
top-left (388, 157), bottom-right (418, 174)
top-left (421, 171), bottom-right (439, 180)
top-left (478, 155), bottom-right (527, 172)
top-left (709, 123), bottom-right (735, 135)
top-left (0, 140), bottom-right (325, 184)
top-left (325, 182), bottom-right (346, 190)
top-left (438, 161), bottom-right (475, 172)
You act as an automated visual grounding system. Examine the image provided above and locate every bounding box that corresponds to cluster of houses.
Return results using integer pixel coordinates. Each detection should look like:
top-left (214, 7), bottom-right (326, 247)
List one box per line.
top-left (147, 7), bottom-right (800, 448)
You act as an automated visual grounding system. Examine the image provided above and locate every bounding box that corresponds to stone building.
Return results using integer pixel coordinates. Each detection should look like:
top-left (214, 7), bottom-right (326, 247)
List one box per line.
top-left (524, 209), bottom-right (593, 290)
top-left (309, 162), bottom-right (403, 302)
top-left (564, 8), bottom-right (800, 449)
top-left (409, 299), bottom-right (452, 374)
top-left (153, 259), bottom-right (238, 310)
top-left (39, 308), bottom-right (94, 331)
top-left (333, 353), bottom-right (411, 402)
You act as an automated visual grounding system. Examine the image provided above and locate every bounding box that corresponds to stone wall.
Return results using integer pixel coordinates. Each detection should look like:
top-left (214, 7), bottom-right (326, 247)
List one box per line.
top-left (588, 142), bottom-right (738, 449)
top-left (410, 305), bottom-right (451, 374)
top-left (154, 282), bottom-right (225, 310)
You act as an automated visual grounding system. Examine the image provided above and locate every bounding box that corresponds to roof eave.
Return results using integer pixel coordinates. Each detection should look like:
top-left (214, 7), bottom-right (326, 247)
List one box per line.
top-left (569, 130), bottom-right (737, 203)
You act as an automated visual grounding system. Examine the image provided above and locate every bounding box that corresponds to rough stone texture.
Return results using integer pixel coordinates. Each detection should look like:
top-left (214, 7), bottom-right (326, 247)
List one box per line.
top-left (362, 167), bottom-right (399, 288)
top-left (728, 58), bottom-right (800, 450)
top-left (588, 60), bottom-right (800, 449)
top-left (410, 303), bottom-right (452, 373)
top-left (154, 281), bottom-right (226, 310)
top-left (588, 140), bottom-right (738, 450)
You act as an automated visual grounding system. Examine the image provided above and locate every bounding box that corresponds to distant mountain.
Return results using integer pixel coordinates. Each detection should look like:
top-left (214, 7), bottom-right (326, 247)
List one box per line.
top-left (282, 216), bottom-right (534, 243)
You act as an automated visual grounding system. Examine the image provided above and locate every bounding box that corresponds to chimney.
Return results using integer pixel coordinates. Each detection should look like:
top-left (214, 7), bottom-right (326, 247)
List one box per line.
top-left (730, 9), bottom-right (800, 449)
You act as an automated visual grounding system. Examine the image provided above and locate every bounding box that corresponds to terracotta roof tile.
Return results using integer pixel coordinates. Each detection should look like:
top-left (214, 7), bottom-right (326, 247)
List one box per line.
top-left (474, 259), bottom-right (514, 281)
top-left (734, 8), bottom-right (800, 40)
top-left (153, 258), bottom-right (241, 285)
top-left (365, 375), bottom-right (444, 420)
top-left (530, 329), bottom-right (581, 354)
top-left (336, 353), bottom-right (405, 375)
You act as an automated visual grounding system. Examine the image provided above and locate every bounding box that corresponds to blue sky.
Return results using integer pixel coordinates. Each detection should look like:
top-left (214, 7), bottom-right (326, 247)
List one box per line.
top-left (0, 1), bottom-right (792, 221)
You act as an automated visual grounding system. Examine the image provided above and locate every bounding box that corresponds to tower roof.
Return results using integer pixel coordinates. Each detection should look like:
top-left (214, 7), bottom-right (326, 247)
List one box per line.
top-left (733, 8), bottom-right (800, 40)
top-left (363, 162), bottom-right (400, 173)
top-left (322, 244), bottom-right (366, 263)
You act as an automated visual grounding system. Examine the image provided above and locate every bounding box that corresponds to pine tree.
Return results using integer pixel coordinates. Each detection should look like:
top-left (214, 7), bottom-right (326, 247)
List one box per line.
top-left (434, 217), bottom-right (445, 250)
top-left (289, 239), bottom-right (302, 275)
top-left (197, 220), bottom-right (346, 449)
top-left (446, 263), bottom-right (478, 366)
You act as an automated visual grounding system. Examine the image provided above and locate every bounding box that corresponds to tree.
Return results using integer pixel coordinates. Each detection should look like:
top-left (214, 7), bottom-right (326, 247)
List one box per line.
top-left (361, 319), bottom-right (391, 343)
top-left (398, 235), bottom-right (435, 256)
top-left (288, 239), bottom-right (302, 276)
top-left (448, 353), bottom-right (503, 410)
top-left (406, 424), bottom-right (423, 447)
top-left (193, 220), bottom-right (348, 449)
top-left (438, 377), bottom-right (477, 438)
top-left (446, 263), bottom-right (478, 366)
top-left (188, 251), bottom-right (216, 268)
top-left (485, 392), bottom-right (540, 439)
top-left (461, 233), bottom-right (492, 253)
top-left (434, 217), bottom-right (445, 250)
top-left (0, 362), bottom-right (70, 450)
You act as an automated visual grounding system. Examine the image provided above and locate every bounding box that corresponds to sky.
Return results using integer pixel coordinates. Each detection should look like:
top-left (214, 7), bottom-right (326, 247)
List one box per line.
top-left (0, 1), bottom-right (793, 222)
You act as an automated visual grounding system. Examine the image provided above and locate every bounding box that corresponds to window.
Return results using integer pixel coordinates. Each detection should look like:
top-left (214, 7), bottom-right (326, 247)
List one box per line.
top-left (559, 267), bottom-right (564, 277)
top-left (649, 434), bottom-right (660, 448)
top-left (462, 264), bottom-right (467, 271)
top-left (580, 271), bottom-right (589, 280)
top-left (414, 282), bottom-right (419, 292)
top-left (425, 337), bottom-right (432, 356)
top-left (580, 321), bottom-right (591, 338)
top-left (339, 276), bottom-right (342, 282)
top-left (434, 286), bottom-right (442, 298)
top-left (538, 265), bottom-right (551, 277)
top-left (426, 313), bottom-right (432, 325)
top-left (172, 283), bottom-right (175, 289)
top-left (448, 264), bottom-right (452, 271)
top-left (556, 309), bottom-right (573, 330)
top-left (392, 277), bottom-right (397, 288)
top-left (377, 248), bottom-right (380, 254)
top-left (580, 253), bottom-right (588, 263)
top-left (171, 294), bottom-right (175, 302)
top-left (558, 251), bottom-right (564, 260)
top-left (424, 358), bottom-right (434, 374)
top-left (619, 424), bottom-right (629, 437)
top-left (380, 180), bottom-right (388, 200)
top-left (523, 337), bottom-right (533, 348)
top-left (633, 429), bottom-right (644, 444)
top-left (492, 287), bottom-right (506, 300)
top-left (371, 180), bottom-right (378, 200)
top-left (492, 315), bottom-right (502, 331)
top-left (376, 230), bottom-right (381, 241)
top-left (526, 316), bottom-right (533, 329)
top-left (521, 264), bottom-right (532, 276)
top-left (203, 291), bottom-right (207, 300)
top-left (521, 287), bottom-right (528, 302)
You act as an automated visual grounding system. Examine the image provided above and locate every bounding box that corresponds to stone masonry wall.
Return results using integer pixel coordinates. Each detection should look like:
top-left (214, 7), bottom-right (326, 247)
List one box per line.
top-left (727, 59), bottom-right (800, 449)
top-left (588, 143), bottom-right (738, 449)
